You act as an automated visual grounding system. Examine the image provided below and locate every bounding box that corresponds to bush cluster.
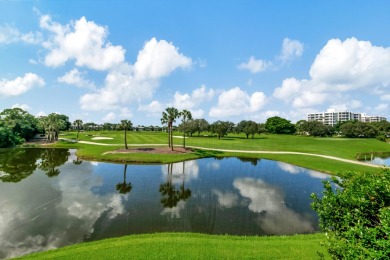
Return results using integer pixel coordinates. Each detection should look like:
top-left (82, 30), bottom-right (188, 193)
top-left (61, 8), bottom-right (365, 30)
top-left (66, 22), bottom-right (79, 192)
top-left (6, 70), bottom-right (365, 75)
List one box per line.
top-left (311, 169), bottom-right (390, 259)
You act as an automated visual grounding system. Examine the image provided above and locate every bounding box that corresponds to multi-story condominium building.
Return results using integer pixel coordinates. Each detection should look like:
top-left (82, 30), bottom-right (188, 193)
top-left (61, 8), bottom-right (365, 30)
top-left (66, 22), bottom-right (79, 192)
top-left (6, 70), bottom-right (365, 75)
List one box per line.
top-left (307, 109), bottom-right (387, 126)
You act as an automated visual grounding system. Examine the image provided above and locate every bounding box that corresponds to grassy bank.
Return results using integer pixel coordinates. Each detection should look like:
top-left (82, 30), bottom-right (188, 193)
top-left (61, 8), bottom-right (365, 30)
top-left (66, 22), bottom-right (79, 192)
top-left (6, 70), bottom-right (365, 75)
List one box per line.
top-left (47, 131), bottom-right (390, 174)
top-left (20, 233), bottom-right (329, 259)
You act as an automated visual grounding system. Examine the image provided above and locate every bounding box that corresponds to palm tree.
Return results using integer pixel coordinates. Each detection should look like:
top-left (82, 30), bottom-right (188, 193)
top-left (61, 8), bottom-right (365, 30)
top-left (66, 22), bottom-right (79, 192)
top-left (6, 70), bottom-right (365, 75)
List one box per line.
top-left (73, 119), bottom-right (83, 139)
top-left (161, 107), bottom-right (180, 151)
top-left (180, 110), bottom-right (193, 148)
top-left (121, 120), bottom-right (132, 149)
top-left (116, 164), bottom-right (132, 194)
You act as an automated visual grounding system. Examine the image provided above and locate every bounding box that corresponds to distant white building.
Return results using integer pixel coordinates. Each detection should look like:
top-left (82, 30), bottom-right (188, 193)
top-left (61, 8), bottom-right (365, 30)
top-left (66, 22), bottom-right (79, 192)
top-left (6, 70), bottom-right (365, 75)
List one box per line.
top-left (307, 109), bottom-right (387, 126)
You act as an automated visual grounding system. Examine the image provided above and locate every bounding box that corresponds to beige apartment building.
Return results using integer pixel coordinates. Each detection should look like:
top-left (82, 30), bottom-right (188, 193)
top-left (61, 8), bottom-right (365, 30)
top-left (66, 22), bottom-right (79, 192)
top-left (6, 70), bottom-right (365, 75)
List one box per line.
top-left (307, 109), bottom-right (387, 126)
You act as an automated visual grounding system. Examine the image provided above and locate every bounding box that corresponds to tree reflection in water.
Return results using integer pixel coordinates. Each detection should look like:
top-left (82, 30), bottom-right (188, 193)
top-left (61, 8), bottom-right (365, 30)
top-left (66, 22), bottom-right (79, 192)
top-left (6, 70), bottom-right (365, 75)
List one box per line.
top-left (116, 164), bottom-right (132, 194)
top-left (38, 149), bottom-right (69, 177)
top-left (0, 149), bottom-right (65, 183)
top-left (159, 162), bottom-right (191, 209)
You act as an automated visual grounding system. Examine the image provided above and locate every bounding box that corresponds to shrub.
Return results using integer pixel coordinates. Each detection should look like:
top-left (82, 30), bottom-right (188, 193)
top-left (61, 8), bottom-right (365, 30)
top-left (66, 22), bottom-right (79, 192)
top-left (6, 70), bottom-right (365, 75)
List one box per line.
top-left (311, 169), bottom-right (390, 259)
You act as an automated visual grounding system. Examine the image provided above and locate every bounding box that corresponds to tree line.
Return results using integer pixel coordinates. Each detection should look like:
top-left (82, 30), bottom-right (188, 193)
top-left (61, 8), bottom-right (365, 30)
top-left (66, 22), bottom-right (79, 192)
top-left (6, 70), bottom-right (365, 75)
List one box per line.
top-left (1, 107), bottom-right (389, 148)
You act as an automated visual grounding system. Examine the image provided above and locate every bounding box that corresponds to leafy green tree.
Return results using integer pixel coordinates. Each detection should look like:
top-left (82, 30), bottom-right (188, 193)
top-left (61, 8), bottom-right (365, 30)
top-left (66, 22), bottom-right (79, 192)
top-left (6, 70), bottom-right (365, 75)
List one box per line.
top-left (38, 113), bottom-right (67, 142)
top-left (116, 164), bottom-right (132, 194)
top-left (265, 116), bottom-right (296, 134)
top-left (257, 123), bottom-right (267, 135)
top-left (161, 107), bottom-right (180, 151)
top-left (236, 120), bottom-right (258, 138)
top-left (179, 109), bottom-right (192, 148)
top-left (0, 126), bottom-right (23, 147)
top-left (295, 120), bottom-right (307, 135)
top-left (194, 119), bottom-right (209, 136)
top-left (56, 114), bottom-right (71, 131)
top-left (0, 108), bottom-right (38, 141)
top-left (210, 121), bottom-right (231, 139)
top-left (301, 121), bottom-right (334, 137)
top-left (340, 121), bottom-right (377, 138)
top-left (121, 120), bottom-right (132, 149)
top-left (73, 119), bottom-right (83, 139)
top-left (311, 169), bottom-right (390, 259)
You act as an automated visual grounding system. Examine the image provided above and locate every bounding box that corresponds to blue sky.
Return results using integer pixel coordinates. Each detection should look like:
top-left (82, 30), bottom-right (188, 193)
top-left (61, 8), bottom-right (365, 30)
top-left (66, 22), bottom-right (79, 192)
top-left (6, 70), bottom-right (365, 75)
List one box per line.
top-left (1, 1), bottom-right (390, 125)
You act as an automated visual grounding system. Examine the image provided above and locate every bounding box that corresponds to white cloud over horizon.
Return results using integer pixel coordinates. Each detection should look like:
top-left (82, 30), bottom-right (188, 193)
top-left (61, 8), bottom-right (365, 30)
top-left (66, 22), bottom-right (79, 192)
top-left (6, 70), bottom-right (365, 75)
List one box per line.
top-left (209, 87), bottom-right (266, 118)
top-left (274, 38), bottom-right (390, 113)
top-left (0, 73), bottom-right (45, 97)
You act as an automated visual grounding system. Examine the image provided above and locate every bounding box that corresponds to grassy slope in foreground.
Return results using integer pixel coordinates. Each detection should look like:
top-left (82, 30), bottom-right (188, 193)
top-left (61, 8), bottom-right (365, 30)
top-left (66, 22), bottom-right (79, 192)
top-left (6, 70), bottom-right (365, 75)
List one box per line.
top-left (19, 233), bottom-right (330, 260)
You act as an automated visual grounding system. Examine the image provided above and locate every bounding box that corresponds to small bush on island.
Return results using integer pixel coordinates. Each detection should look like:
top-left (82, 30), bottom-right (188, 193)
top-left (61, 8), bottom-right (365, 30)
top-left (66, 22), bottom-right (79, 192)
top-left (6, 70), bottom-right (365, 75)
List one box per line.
top-left (311, 169), bottom-right (390, 259)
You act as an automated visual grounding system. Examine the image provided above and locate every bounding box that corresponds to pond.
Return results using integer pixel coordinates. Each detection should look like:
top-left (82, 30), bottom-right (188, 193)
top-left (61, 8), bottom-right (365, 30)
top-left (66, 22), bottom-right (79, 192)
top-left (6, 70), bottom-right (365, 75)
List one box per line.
top-left (0, 148), bottom-right (330, 259)
top-left (370, 156), bottom-right (390, 166)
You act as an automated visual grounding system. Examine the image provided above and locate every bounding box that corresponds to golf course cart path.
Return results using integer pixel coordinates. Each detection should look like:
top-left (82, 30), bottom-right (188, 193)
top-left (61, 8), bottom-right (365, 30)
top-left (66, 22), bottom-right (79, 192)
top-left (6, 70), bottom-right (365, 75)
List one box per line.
top-left (186, 146), bottom-right (386, 168)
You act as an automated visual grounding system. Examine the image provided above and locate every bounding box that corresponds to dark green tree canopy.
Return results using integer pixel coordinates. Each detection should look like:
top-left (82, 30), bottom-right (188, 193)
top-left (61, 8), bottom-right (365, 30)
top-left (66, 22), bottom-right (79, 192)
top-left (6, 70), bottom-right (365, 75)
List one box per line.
top-left (0, 108), bottom-right (38, 141)
top-left (265, 116), bottom-right (296, 134)
top-left (210, 120), bottom-right (233, 139)
top-left (340, 121), bottom-right (378, 138)
top-left (300, 120), bottom-right (334, 137)
top-left (236, 120), bottom-right (258, 138)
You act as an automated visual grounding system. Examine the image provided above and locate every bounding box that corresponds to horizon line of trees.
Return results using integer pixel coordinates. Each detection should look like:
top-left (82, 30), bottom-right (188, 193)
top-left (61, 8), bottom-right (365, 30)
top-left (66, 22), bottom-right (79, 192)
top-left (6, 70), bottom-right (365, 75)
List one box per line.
top-left (1, 107), bottom-right (390, 148)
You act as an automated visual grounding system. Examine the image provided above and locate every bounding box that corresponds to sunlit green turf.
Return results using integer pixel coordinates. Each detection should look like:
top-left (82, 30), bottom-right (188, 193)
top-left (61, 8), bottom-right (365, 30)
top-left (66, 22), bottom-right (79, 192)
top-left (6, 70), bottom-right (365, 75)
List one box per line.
top-left (19, 233), bottom-right (330, 260)
top-left (51, 130), bottom-right (390, 174)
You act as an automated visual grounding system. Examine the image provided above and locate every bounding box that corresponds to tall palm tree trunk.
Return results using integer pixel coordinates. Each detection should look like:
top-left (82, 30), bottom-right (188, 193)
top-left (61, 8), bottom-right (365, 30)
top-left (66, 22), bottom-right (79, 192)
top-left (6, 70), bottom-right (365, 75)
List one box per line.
top-left (124, 128), bottom-right (128, 149)
top-left (170, 126), bottom-right (174, 151)
top-left (168, 127), bottom-right (171, 147)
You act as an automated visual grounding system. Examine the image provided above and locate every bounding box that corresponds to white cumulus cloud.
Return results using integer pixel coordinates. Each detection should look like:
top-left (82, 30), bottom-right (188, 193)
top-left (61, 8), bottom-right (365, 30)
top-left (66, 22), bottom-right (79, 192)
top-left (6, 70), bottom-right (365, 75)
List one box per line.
top-left (138, 100), bottom-right (165, 116)
top-left (238, 56), bottom-right (270, 73)
top-left (279, 38), bottom-right (304, 63)
top-left (80, 38), bottom-right (192, 111)
top-left (172, 85), bottom-right (214, 118)
top-left (274, 37), bottom-right (390, 110)
top-left (40, 15), bottom-right (125, 70)
top-left (0, 25), bottom-right (42, 45)
top-left (11, 104), bottom-right (31, 111)
top-left (0, 73), bottom-right (45, 96)
top-left (57, 68), bottom-right (95, 89)
top-left (102, 112), bottom-right (116, 122)
top-left (133, 37), bottom-right (192, 80)
top-left (209, 87), bottom-right (266, 118)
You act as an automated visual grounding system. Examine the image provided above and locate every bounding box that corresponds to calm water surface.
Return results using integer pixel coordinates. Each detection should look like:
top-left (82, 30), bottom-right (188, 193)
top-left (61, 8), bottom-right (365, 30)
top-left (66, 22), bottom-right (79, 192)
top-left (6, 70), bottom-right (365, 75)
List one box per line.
top-left (0, 148), bottom-right (330, 259)
top-left (370, 156), bottom-right (390, 166)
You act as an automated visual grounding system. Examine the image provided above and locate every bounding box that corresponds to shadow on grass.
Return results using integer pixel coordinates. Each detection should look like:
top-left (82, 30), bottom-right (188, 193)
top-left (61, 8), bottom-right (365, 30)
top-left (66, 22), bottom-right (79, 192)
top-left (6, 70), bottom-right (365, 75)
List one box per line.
top-left (192, 149), bottom-right (223, 157)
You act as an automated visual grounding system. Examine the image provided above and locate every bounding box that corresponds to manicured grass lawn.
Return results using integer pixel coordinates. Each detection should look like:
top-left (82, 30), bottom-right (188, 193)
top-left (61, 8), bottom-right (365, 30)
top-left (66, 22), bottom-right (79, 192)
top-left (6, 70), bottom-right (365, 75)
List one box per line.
top-left (19, 233), bottom-right (330, 259)
top-left (53, 130), bottom-right (390, 174)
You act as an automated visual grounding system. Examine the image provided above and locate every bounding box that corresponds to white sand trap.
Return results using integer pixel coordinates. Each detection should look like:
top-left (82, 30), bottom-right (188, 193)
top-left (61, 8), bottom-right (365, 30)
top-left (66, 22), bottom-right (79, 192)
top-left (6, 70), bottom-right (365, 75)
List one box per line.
top-left (91, 137), bottom-right (114, 140)
top-left (173, 136), bottom-right (188, 139)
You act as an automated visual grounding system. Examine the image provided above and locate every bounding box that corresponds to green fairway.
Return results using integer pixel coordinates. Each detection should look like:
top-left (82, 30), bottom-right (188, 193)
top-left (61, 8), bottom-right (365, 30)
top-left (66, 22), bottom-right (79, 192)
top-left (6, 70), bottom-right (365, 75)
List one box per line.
top-left (49, 131), bottom-right (390, 174)
top-left (19, 233), bottom-right (330, 259)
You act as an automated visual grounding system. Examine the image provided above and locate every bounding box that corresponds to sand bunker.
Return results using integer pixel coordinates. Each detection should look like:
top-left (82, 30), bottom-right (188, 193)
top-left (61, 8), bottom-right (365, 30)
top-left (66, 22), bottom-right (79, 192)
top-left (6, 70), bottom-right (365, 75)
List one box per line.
top-left (91, 137), bottom-right (114, 140)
